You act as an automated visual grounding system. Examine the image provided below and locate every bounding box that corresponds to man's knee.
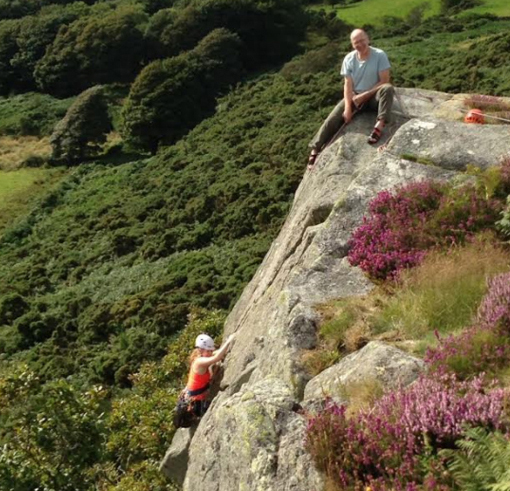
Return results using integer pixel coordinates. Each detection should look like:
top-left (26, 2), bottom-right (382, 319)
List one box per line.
top-left (378, 83), bottom-right (394, 95)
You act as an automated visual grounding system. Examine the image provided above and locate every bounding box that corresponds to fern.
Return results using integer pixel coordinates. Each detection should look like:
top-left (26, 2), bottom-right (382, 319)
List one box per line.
top-left (440, 427), bottom-right (510, 491)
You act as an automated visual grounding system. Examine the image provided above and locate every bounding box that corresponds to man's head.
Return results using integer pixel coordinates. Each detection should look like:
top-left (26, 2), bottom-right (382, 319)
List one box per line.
top-left (350, 29), bottom-right (370, 56)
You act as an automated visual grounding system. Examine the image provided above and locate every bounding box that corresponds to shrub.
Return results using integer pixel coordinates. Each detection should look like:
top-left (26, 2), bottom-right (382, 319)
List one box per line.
top-left (306, 373), bottom-right (507, 490)
top-left (121, 28), bottom-right (243, 151)
top-left (0, 92), bottom-right (74, 136)
top-left (477, 271), bottom-right (510, 331)
top-left (496, 155), bottom-right (510, 237)
top-left (138, 0), bottom-right (176, 15)
top-left (281, 42), bottom-right (342, 80)
top-left (49, 85), bottom-right (112, 164)
top-left (425, 271), bottom-right (510, 379)
top-left (441, 427), bottom-right (510, 491)
top-left (441, 0), bottom-right (478, 13)
top-left (34, 7), bottom-right (146, 97)
top-left (0, 292), bottom-right (28, 324)
top-left (348, 179), bottom-right (505, 281)
top-left (144, 0), bottom-right (308, 69)
top-left (8, 2), bottom-right (90, 92)
top-left (0, 365), bottom-right (107, 491)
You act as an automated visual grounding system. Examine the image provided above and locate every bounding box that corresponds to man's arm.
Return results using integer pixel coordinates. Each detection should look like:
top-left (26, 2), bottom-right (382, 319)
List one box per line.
top-left (343, 76), bottom-right (355, 123)
top-left (352, 69), bottom-right (390, 107)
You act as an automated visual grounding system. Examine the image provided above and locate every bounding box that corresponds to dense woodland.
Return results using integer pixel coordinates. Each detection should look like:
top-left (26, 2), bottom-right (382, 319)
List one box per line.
top-left (0, 0), bottom-right (510, 489)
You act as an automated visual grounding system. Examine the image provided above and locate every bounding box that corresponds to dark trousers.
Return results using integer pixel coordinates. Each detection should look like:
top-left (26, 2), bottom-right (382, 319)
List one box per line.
top-left (191, 399), bottom-right (210, 417)
top-left (309, 83), bottom-right (395, 152)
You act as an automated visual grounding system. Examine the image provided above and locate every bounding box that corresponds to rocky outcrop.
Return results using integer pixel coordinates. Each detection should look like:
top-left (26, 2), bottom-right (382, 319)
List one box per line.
top-left (183, 378), bottom-right (324, 491)
top-left (304, 341), bottom-right (424, 406)
top-left (159, 427), bottom-right (195, 486)
top-left (169, 88), bottom-right (510, 490)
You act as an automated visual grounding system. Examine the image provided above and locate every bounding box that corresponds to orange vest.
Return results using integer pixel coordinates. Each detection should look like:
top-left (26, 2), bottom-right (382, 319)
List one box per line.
top-left (186, 368), bottom-right (211, 401)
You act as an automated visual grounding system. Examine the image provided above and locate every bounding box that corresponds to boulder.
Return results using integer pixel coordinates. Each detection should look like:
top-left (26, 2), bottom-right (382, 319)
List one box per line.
top-left (159, 427), bottom-right (196, 486)
top-left (303, 341), bottom-right (425, 404)
top-left (387, 118), bottom-right (510, 171)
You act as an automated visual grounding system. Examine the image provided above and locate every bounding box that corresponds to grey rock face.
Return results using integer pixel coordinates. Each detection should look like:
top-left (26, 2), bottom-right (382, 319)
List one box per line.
top-left (183, 378), bottom-right (324, 491)
top-left (179, 89), bottom-right (510, 491)
top-left (159, 427), bottom-right (196, 485)
top-left (304, 341), bottom-right (425, 404)
top-left (388, 118), bottom-right (510, 171)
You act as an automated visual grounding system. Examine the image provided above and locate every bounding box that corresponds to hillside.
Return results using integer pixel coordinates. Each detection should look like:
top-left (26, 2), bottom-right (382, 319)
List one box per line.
top-left (0, 1), bottom-right (510, 489)
top-left (179, 88), bottom-right (510, 490)
top-left (313, 0), bottom-right (510, 26)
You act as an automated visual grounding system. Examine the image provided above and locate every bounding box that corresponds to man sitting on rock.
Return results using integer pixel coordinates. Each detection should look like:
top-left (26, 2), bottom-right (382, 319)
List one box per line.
top-left (308, 28), bottom-right (395, 168)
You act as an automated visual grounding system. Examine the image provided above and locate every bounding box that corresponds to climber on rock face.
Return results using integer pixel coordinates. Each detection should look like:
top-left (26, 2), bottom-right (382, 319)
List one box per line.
top-left (308, 28), bottom-right (395, 168)
top-left (174, 333), bottom-right (235, 427)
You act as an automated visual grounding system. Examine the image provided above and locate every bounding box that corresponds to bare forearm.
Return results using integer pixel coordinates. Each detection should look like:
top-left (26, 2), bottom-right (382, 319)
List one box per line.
top-left (355, 70), bottom-right (390, 105)
top-left (212, 340), bottom-right (231, 361)
top-left (344, 79), bottom-right (354, 112)
top-left (206, 335), bottom-right (235, 365)
top-left (358, 81), bottom-right (384, 101)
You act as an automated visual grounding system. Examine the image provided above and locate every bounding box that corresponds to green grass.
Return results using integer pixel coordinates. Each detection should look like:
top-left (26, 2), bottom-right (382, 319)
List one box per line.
top-left (463, 0), bottom-right (510, 16)
top-left (0, 93), bottom-right (74, 137)
top-left (311, 0), bottom-right (441, 26)
top-left (0, 168), bottom-right (65, 234)
top-left (312, 0), bottom-right (509, 27)
top-left (372, 241), bottom-right (510, 339)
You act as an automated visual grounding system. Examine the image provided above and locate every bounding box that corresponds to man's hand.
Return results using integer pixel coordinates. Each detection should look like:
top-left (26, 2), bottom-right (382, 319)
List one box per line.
top-left (352, 93), bottom-right (365, 108)
top-left (343, 106), bottom-right (353, 123)
top-left (353, 92), bottom-right (372, 108)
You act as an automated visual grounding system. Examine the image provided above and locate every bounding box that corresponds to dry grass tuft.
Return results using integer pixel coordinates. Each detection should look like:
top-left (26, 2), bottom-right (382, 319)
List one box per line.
top-left (464, 94), bottom-right (510, 112)
top-left (302, 349), bottom-right (339, 377)
top-left (337, 378), bottom-right (384, 419)
top-left (377, 237), bottom-right (510, 339)
top-left (0, 136), bottom-right (51, 170)
top-left (343, 322), bottom-right (370, 352)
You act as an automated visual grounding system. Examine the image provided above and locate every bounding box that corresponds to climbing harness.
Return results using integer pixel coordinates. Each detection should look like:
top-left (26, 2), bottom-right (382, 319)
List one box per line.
top-left (173, 384), bottom-right (211, 428)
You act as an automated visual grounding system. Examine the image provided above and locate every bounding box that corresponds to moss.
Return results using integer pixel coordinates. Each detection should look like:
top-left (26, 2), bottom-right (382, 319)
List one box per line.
top-left (400, 153), bottom-right (438, 166)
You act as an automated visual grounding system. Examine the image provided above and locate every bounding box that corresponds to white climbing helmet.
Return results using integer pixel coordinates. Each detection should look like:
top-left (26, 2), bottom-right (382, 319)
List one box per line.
top-left (195, 334), bottom-right (215, 351)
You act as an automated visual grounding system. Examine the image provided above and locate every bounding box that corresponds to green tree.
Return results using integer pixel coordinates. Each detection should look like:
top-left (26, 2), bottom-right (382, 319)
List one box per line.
top-left (0, 0), bottom-right (40, 19)
top-left (0, 365), bottom-right (107, 491)
top-left (49, 85), bottom-right (112, 164)
top-left (440, 0), bottom-right (479, 13)
top-left (0, 293), bottom-right (29, 325)
top-left (121, 27), bottom-right (243, 151)
top-left (138, 0), bottom-right (176, 15)
top-left (35, 7), bottom-right (147, 97)
top-left (144, 0), bottom-right (308, 68)
top-left (10, 2), bottom-right (90, 91)
top-left (0, 20), bottom-right (21, 95)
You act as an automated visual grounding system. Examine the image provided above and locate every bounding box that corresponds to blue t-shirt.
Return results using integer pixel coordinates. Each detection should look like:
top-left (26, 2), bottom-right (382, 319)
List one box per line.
top-left (341, 47), bottom-right (391, 93)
